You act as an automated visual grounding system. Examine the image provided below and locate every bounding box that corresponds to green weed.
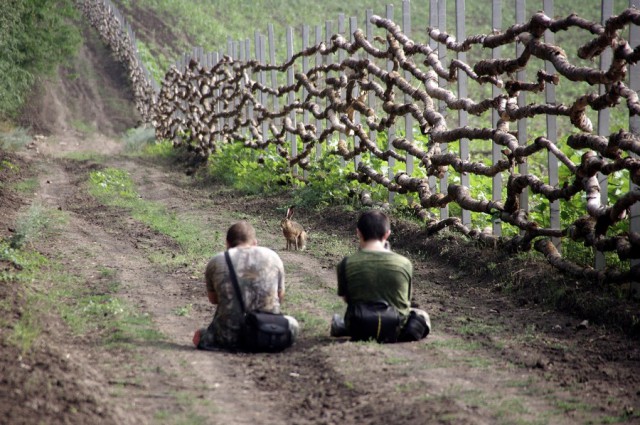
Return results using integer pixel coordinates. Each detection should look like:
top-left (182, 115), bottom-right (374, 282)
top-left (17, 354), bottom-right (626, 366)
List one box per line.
top-left (63, 152), bottom-right (106, 162)
top-left (207, 142), bottom-right (290, 195)
top-left (0, 240), bottom-right (49, 283)
top-left (122, 126), bottom-right (157, 153)
top-left (554, 397), bottom-right (593, 414)
top-left (173, 304), bottom-right (193, 317)
top-left (11, 178), bottom-right (38, 194)
top-left (70, 119), bottom-right (95, 135)
top-left (294, 311), bottom-right (329, 336)
top-left (8, 304), bottom-right (41, 353)
top-left (0, 128), bottom-right (32, 150)
top-left (141, 139), bottom-right (174, 158)
top-left (0, 159), bottom-right (18, 172)
top-left (9, 202), bottom-right (67, 249)
top-left (89, 168), bottom-right (138, 201)
top-left (385, 356), bottom-right (408, 365)
top-left (456, 317), bottom-right (503, 337)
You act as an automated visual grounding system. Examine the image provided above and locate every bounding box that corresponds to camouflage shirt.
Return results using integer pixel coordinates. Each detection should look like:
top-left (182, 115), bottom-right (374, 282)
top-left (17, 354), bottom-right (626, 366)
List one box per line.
top-left (205, 246), bottom-right (284, 348)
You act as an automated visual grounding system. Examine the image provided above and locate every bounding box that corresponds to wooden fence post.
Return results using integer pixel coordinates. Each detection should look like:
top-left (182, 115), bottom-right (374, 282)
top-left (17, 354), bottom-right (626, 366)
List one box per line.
top-left (491, 0), bottom-right (503, 236)
top-left (315, 25), bottom-right (324, 160)
top-left (428, 0), bottom-right (438, 196)
top-left (255, 31), bottom-right (267, 145)
top-left (402, 0), bottom-right (414, 177)
top-left (286, 27), bottom-right (297, 175)
top-left (338, 13), bottom-right (347, 167)
top-left (438, 0), bottom-right (449, 219)
top-left (456, 0), bottom-right (471, 225)
top-left (516, 0), bottom-right (528, 229)
top-left (629, 0), bottom-right (640, 296)
top-left (386, 4), bottom-right (397, 204)
top-left (350, 16), bottom-right (362, 170)
top-left (543, 0), bottom-right (561, 247)
top-left (366, 9), bottom-right (377, 168)
top-left (596, 0), bottom-right (613, 270)
top-left (268, 24), bottom-right (280, 128)
top-left (325, 20), bottom-right (334, 162)
top-left (302, 24), bottom-right (310, 178)
top-left (245, 38), bottom-right (253, 141)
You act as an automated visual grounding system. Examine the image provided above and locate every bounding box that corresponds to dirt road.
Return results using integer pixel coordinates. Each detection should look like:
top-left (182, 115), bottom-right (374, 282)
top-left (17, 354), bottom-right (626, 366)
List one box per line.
top-left (0, 131), bottom-right (637, 425)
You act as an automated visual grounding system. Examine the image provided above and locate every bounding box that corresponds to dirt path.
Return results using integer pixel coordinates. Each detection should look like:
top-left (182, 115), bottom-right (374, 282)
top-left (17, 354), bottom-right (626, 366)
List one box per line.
top-left (3, 133), bottom-right (631, 425)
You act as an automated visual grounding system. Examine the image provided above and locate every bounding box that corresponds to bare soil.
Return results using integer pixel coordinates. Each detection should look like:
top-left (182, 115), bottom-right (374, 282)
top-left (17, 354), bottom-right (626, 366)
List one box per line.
top-left (1, 16), bottom-right (639, 425)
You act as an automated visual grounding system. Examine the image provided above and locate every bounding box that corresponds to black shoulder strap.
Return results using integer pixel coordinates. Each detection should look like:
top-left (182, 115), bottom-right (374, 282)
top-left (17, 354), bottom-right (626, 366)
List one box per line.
top-left (224, 250), bottom-right (246, 314)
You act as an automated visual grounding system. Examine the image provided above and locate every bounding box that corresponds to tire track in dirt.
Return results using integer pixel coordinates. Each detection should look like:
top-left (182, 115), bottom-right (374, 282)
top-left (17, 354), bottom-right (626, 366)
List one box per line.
top-left (113, 157), bottom-right (579, 424)
top-left (35, 155), bottom-right (289, 424)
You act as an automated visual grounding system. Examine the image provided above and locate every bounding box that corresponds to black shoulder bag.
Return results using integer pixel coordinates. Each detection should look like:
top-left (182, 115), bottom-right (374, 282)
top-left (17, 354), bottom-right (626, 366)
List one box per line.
top-left (225, 251), bottom-right (293, 353)
top-left (339, 257), bottom-right (401, 343)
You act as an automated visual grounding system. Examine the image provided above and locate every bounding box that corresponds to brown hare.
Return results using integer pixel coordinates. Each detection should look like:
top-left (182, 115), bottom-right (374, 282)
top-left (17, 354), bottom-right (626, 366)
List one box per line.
top-left (281, 207), bottom-right (307, 250)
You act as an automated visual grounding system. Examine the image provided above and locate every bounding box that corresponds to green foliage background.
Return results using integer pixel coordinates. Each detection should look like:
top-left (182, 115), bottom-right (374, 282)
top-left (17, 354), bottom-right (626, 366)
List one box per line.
top-left (0, 0), bottom-right (81, 119)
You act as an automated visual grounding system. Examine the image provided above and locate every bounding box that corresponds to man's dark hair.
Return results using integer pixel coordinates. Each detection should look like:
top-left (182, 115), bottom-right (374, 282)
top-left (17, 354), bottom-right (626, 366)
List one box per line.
top-left (357, 210), bottom-right (390, 241)
top-left (226, 221), bottom-right (256, 247)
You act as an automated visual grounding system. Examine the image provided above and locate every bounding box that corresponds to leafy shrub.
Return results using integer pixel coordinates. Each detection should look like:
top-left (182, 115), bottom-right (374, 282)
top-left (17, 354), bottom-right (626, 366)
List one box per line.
top-left (207, 142), bottom-right (290, 194)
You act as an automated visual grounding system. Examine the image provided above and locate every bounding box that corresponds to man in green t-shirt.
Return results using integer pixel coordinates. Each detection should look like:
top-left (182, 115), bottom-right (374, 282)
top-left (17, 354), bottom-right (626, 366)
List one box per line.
top-left (331, 210), bottom-right (431, 342)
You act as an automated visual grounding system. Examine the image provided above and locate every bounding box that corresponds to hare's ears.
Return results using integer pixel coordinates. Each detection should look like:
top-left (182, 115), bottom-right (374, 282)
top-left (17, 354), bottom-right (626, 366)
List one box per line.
top-left (286, 207), bottom-right (294, 219)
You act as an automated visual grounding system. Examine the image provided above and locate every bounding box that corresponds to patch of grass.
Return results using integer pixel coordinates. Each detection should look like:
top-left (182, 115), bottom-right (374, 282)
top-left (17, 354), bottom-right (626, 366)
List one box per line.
top-left (122, 126), bottom-right (157, 153)
top-left (395, 381), bottom-right (421, 393)
top-left (173, 304), bottom-right (193, 317)
top-left (0, 127), bottom-right (32, 150)
top-left (2, 233), bottom-right (162, 354)
top-left (87, 168), bottom-right (214, 270)
top-left (8, 302), bottom-right (41, 353)
top-left (154, 410), bottom-right (171, 421)
top-left (88, 168), bottom-right (138, 200)
top-left (11, 177), bottom-right (38, 194)
top-left (600, 410), bottom-right (640, 424)
top-left (51, 266), bottom-right (164, 347)
top-left (0, 158), bottom-right (19, 172)
top-left (429, 338), bottom-right (482, 351)
top-left (105, 311), bottom-right (164, 347)
top-left (553, 397), bottom-right (593, 414)
top-left (0, 240), bottom-right (49, 283)
top-left (294, 311), bottom-right (329, 336)
top-left (456, 316), bottom-right (504, 337)
top-left (460, 356), bottom-right (494, 368)
top-left (385, 355), bottom-right (408, 365)
top-left (151, 391), bottom-right (214, 425)
top-left (98, 266), bottom-right (117, 279)
top-left (70, 119), bottom-right (95, 135)
top-left (9, 201), bottom-right (67, 249)
top-left (62, 152), bottom-right (107, 162)
top-left (304, 231), bottom-right (354, 259)
top-left (142, 138), bottom-right (174, 157)
top-left (494, 397), bottom-right (530, 419)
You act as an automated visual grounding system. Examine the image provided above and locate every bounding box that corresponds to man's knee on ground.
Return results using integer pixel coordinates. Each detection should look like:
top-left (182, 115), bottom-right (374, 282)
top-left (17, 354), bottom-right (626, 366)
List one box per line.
top-left (398, 308), bottom-right (430, 342)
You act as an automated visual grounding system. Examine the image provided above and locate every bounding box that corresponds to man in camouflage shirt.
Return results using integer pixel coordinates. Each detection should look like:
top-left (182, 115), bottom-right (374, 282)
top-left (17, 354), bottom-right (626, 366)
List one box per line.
top-left (193, 221), bottom-right (299, 350)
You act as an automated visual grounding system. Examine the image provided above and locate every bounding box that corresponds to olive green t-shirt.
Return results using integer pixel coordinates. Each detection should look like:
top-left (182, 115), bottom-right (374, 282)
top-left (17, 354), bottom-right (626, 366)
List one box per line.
top-left (337, 249), bottom-right (412, 318)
